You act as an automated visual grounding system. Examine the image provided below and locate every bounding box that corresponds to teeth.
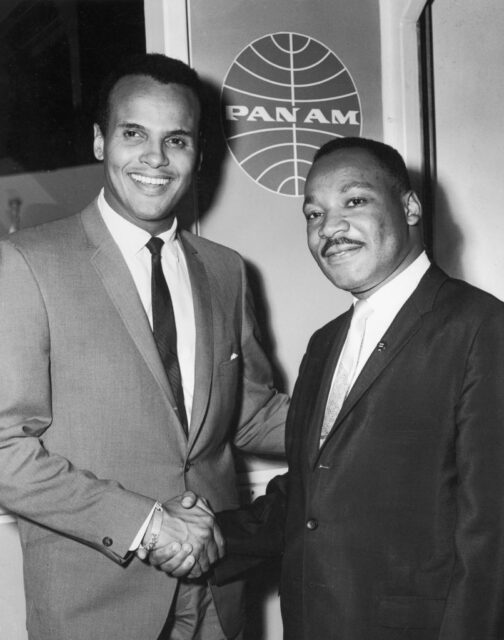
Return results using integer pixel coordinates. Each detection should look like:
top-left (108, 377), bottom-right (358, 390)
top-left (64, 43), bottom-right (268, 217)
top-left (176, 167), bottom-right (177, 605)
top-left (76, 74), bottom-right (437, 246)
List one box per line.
top-left (131, 173), bottom-right (169, 186)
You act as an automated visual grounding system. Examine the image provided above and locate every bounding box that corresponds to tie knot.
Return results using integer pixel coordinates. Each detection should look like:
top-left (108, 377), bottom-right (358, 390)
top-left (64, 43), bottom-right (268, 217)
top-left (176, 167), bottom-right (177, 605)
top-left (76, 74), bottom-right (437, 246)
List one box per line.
top-left (352, 298), bottom-right (372, 323)
top-left (146, 236), bottom-right (164, 256)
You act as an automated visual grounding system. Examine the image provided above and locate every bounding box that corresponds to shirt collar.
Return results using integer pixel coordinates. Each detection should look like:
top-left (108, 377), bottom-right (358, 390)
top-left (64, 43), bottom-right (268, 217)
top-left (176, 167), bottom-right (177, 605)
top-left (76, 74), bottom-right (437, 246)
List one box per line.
top-left (97, 189), bottom-right (179, 257)
top-left (352, 251), bottom-right (431, 314)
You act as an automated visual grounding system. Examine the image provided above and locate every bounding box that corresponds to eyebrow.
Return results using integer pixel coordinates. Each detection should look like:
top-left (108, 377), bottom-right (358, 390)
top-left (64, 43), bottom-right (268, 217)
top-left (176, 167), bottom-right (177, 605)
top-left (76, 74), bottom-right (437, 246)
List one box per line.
top-left (118, 122), bottom-right (144, 131)
top-left (341, 180), bottom-right (375, 192)
top-left (117, 122), bottom-right (195, 137)
top-left (302, 179), bottom-right (375, 206)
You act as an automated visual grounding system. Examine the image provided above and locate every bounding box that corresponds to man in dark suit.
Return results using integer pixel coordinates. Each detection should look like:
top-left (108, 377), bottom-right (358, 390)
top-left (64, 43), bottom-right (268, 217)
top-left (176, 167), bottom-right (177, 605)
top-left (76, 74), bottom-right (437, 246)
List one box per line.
top-left (177, 136), bottom-right (504, 639)
top-left (0, 54), bottom-right (287, 640)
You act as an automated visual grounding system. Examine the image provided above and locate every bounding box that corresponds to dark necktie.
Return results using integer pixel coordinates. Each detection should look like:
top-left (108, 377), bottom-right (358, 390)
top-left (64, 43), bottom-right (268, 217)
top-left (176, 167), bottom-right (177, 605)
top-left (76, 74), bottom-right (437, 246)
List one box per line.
top-left (146, 236), bottom-right (188, 432)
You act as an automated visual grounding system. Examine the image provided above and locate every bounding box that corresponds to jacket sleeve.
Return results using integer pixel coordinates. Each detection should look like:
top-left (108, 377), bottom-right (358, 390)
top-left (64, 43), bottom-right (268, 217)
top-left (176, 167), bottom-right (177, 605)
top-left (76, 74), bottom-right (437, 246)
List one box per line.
top-left (231, 258), bottom-right (288, 456)
top-left (213, 472), bottom-right (288, 585)
top-left (0, 240), bottom-right (153, 563)
top-left (439, 308), bottom-right (504, 638)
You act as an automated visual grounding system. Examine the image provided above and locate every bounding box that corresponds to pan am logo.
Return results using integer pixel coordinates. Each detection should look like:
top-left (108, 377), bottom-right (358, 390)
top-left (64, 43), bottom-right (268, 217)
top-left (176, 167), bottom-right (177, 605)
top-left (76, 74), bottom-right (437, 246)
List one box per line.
top-left (221, 32), bottom-right (362, 197)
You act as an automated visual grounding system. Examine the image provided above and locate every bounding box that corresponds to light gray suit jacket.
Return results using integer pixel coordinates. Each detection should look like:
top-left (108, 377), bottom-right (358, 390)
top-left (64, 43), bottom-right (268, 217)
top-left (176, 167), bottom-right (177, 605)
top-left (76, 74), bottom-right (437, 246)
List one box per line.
top-left (0, 200), bottom-right (287, 640)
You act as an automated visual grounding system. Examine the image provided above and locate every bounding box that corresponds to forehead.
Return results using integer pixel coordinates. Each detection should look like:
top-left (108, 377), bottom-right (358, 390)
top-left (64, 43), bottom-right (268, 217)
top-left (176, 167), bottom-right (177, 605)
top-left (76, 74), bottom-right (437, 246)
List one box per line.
top-left (306, 148), bottom-right (393, 192)
top-left (107, 75), bottom-right (200, 128)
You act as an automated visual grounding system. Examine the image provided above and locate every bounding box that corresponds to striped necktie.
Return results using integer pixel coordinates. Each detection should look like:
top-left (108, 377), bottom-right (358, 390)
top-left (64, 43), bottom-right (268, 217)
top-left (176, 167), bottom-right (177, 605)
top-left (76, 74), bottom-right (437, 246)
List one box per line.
top-left (146, 236), bottom-right (188, 432)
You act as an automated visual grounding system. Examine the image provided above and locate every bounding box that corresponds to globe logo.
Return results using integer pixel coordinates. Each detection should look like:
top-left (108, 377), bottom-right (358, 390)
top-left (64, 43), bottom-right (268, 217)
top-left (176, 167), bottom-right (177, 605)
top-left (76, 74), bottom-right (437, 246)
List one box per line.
top-left (221, 32), bottom-right (362, 197)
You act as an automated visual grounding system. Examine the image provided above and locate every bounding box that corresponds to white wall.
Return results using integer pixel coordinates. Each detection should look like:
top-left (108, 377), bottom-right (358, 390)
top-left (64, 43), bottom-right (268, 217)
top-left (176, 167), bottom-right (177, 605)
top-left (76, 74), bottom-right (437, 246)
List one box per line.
top-left (432, 0), bottom-right (504, 301)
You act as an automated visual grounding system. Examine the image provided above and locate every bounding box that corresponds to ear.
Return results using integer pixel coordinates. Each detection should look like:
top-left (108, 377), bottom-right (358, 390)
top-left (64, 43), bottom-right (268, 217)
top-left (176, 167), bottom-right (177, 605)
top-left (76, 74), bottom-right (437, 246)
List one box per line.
top-left (93, 124), bottom-right (104, 161)
top-left (402, 191), bottom-right (422, 227)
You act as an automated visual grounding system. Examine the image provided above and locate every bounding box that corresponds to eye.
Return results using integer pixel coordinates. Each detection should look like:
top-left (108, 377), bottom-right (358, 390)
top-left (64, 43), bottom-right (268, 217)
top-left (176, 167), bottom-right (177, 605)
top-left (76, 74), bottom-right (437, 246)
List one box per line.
top-left (303, 210), bottom-right (323, 222)
top-left (166, 136), bottom-right (188, 148)
top-left (347, 197), bottom-right (367, 207)
top-left (123, 129), bottom-right (142, 139)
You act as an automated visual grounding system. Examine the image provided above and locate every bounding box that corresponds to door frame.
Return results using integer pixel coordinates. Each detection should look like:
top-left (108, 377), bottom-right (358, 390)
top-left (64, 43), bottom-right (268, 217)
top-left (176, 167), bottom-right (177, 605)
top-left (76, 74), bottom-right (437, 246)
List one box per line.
top-left (379, 0), bottom-right (430, 171)
top-left (144, 0), bottom-right (190, 62)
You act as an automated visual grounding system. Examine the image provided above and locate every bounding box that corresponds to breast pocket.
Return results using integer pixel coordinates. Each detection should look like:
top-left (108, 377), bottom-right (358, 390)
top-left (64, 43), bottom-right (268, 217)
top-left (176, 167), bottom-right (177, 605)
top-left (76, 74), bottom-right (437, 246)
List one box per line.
top-left (218, 353), bottom-right (240, 375)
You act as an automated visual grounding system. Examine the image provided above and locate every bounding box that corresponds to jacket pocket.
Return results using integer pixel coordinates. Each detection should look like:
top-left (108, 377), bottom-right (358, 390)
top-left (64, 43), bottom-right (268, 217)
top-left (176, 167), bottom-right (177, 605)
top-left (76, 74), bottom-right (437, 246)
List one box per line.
top-left (218, 355), bottom-right (240, 373)
top-left (378, 596), bottom-right (445, 629)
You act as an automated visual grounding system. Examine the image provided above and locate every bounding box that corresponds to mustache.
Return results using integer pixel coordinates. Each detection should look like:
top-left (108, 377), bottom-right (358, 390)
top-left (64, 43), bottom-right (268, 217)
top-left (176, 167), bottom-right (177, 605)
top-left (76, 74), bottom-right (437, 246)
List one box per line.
top-left (321, 237), bottom-right (364, 257)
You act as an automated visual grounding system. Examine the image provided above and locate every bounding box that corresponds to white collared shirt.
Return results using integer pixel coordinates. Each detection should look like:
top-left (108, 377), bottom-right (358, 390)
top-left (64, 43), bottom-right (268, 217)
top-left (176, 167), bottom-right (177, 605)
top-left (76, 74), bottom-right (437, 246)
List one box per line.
top-left (98, 189), bottom-right (196, 426)
top-left (337, 251), bottom-right (430, 391)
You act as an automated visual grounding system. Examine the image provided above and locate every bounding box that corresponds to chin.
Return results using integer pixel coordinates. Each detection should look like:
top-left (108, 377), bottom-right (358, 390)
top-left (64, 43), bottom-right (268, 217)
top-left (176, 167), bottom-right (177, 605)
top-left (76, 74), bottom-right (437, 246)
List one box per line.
top-left (323, 267), bottom-right (354, 289)
top-left (135, 205), bottom-right (169, 220)
top-left (324, 275), bottom-right (351, 291)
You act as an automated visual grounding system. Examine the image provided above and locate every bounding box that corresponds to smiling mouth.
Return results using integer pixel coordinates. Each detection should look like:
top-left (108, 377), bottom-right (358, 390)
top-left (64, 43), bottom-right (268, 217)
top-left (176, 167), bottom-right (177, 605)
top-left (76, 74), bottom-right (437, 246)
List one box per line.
top-left (322, 239), bottom-right (364, 258)
top-left (130, 173), bottom-right (172, 187)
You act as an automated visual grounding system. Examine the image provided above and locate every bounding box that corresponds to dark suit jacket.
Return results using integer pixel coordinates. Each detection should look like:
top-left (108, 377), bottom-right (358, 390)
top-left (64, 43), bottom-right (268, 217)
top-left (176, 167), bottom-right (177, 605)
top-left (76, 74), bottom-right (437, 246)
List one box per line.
top-left (217, 265), bottom-right (504, 640)
top-left (0, 200), bottom-right (287, 640)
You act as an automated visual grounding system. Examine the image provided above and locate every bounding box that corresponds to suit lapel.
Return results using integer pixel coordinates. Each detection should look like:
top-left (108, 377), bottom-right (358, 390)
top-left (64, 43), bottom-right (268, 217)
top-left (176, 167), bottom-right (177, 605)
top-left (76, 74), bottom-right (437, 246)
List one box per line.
top-left (179, 233), bottom-right (214, 449)
top-left (313, 266), bottom-right (448, 459)
top-left (79, 203), bottom-right (178, 411)
top-left (331, 300), bottom-right (423, 430)
top-left (305, 309), bottom-right (352, 464)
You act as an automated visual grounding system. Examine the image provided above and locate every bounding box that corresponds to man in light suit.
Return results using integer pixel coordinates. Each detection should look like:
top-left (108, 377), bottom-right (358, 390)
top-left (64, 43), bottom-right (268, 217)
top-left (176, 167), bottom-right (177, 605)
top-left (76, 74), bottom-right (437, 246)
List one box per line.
top-left (0, 54), bottom-right (287, 640)
top-left (198, 137), bottom-right (504, 639)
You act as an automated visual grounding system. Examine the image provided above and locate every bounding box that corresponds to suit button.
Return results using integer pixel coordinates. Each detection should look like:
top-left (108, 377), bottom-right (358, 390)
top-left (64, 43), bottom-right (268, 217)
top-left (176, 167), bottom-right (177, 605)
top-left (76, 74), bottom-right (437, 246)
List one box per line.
top-left (102, 537), bottom-right (113, 547)
top-left (184, 462), bottom-right (192, 472)
top-left (306, 519), bottom-right (318, 531)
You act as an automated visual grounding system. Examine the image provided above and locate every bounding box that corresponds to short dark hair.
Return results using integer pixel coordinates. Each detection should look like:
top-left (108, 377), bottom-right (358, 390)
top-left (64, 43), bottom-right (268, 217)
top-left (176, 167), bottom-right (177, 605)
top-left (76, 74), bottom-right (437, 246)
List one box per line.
top-left (313, 137), bottom-right (412, 194)
top-left (95, 53), bottom-right (204, 136)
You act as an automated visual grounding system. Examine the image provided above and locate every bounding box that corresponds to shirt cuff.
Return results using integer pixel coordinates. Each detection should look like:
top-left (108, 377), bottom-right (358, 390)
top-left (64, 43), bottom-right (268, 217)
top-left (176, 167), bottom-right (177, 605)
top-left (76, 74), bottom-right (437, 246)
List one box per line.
top-left (129, 502), bottom-right (158, 551)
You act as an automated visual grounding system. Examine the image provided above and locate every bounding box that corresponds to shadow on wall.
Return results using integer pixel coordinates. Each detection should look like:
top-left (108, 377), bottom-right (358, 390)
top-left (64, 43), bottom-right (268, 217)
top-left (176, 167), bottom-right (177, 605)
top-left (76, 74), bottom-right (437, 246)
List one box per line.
top-left (432, 180), bottom-right (464, 278)
top-left (409, 168), bottom-right (464, 277)
top-left (245, 261), bottom-right (288, 394)
top-left (197, 77), bottom-right (229, 220)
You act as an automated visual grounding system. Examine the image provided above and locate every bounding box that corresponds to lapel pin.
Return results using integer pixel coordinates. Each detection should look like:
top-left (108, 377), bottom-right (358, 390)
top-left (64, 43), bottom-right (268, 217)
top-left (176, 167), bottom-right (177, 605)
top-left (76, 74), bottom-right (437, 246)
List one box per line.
top-left (377, 341), bottom-right (387, 352)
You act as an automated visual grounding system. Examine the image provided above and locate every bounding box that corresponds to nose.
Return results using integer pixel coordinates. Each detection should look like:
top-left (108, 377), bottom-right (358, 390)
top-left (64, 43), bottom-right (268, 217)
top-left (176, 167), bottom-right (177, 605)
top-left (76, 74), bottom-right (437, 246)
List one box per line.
top-left (318, 209), bottom-right (349, 238)
top-left (140, 140), bottom-right (169, 168)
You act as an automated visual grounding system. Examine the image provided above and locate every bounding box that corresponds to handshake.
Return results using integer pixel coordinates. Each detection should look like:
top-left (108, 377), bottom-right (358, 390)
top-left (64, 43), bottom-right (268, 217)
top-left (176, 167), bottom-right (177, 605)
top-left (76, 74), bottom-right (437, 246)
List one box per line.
top-left (136, 492), bottom-right (225, 579)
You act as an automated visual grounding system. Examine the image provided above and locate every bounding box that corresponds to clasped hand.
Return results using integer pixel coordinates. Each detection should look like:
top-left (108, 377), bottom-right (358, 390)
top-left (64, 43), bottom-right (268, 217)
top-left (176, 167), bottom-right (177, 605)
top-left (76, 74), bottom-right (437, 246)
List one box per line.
top-left (138, 492), bottom-right (225, 578)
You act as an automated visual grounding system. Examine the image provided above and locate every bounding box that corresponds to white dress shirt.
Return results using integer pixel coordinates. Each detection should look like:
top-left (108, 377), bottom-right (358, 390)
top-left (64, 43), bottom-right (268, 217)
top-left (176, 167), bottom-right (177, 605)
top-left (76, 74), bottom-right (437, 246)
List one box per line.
top-left (98, 190), bottom-right (196, 426)
top-left (332, 251), bottom-right (430, 393)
